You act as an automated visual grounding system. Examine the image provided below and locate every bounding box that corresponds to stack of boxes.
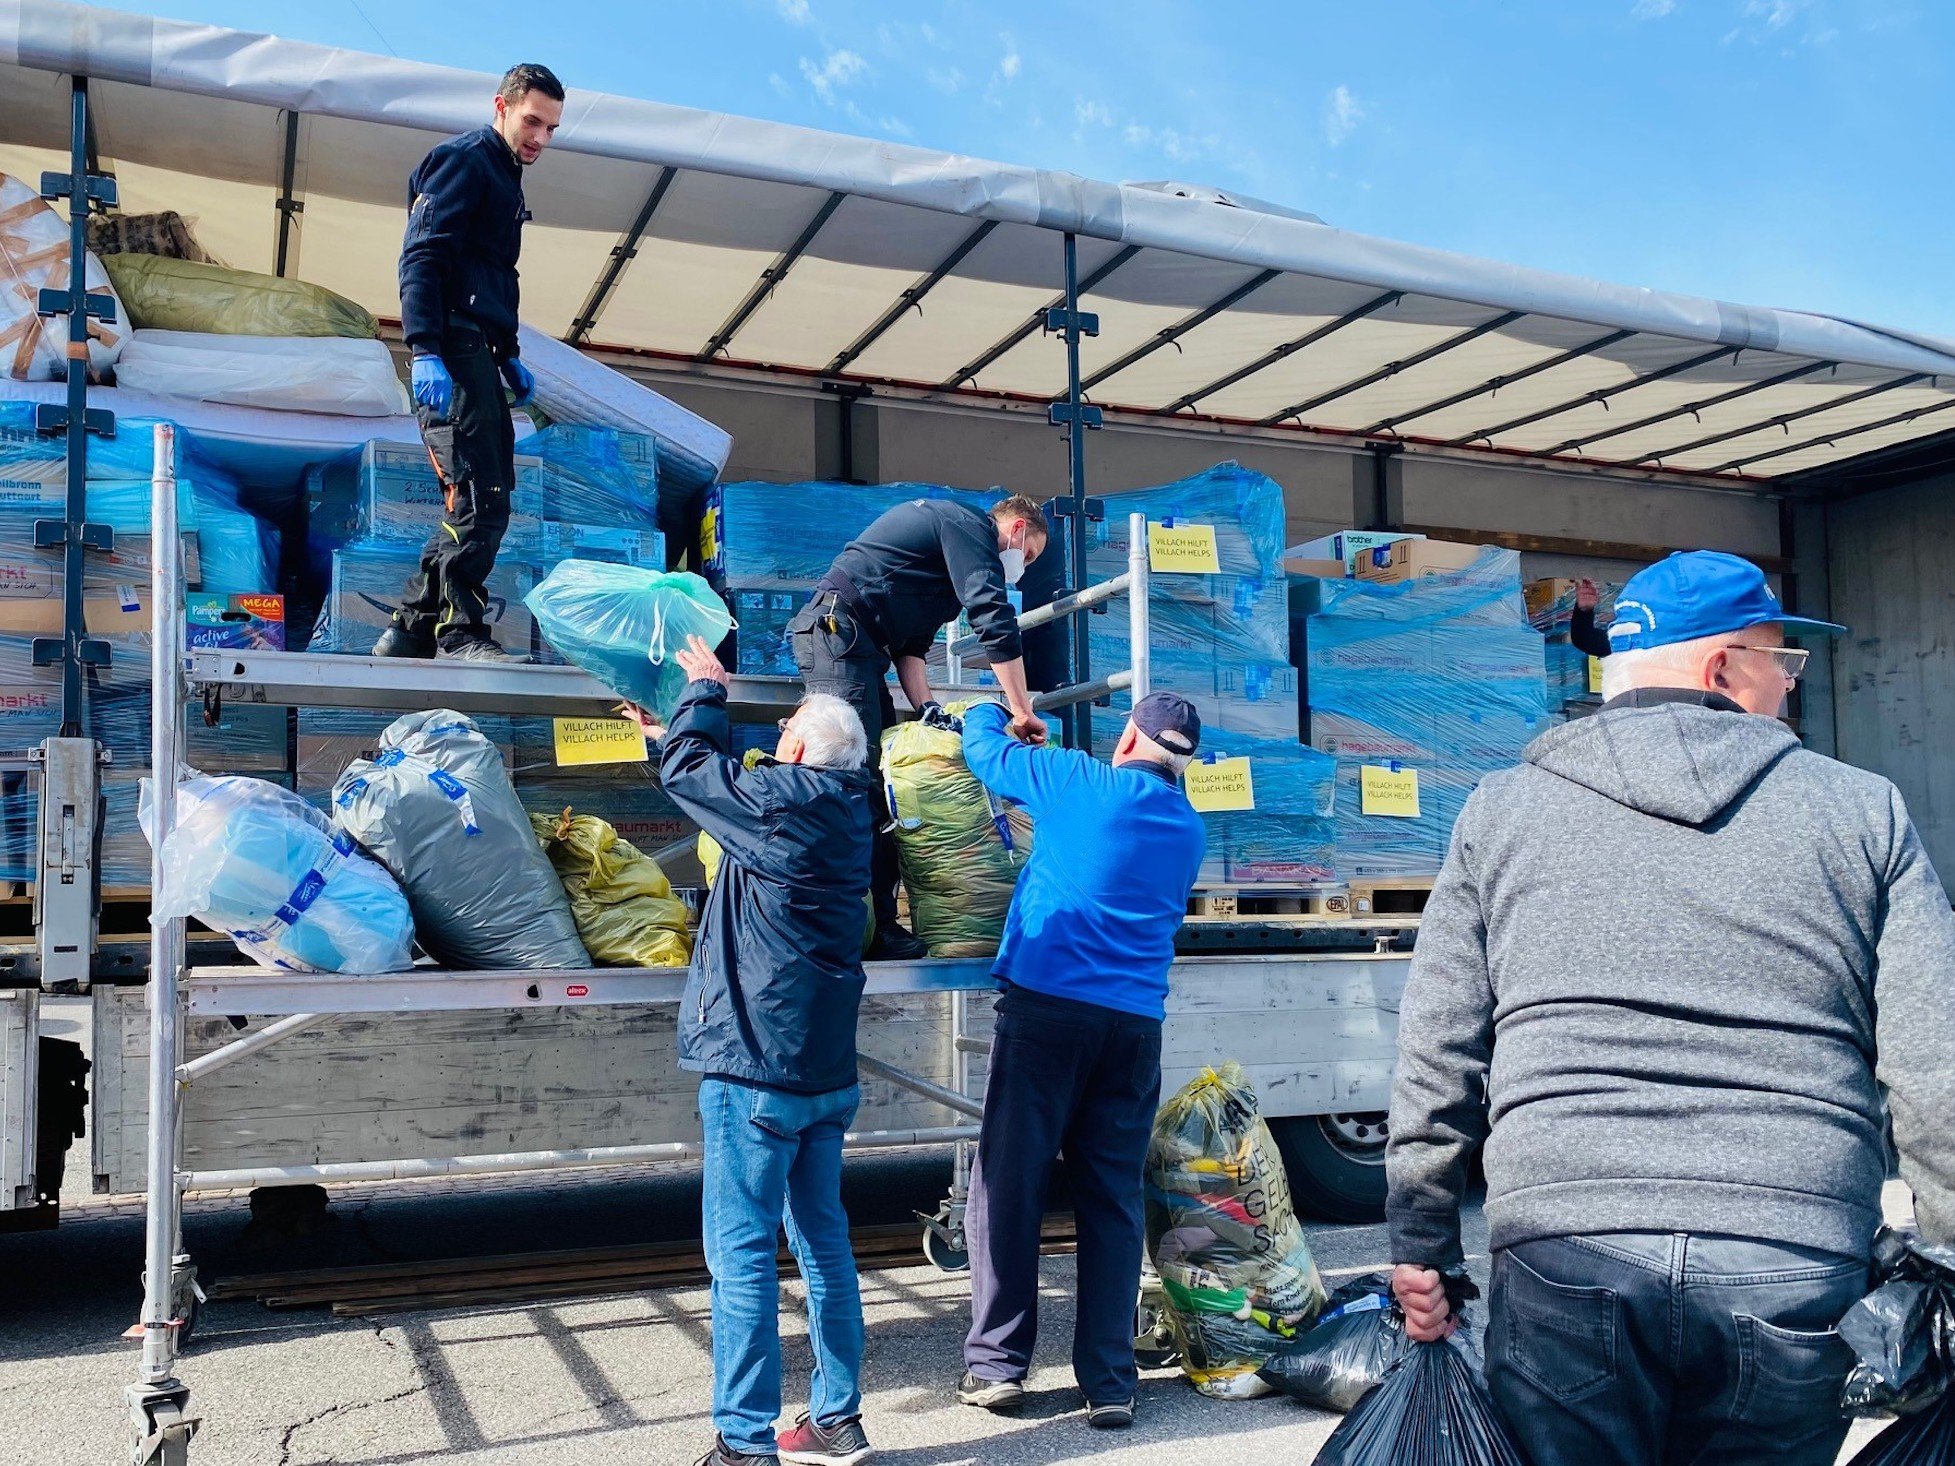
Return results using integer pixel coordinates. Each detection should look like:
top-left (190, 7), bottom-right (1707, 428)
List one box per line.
top-left (0, 407), bottom-right (285, 890)
top-left (1294, 546), bottom-right (1555, 880)
top-left (1526, 577), bottom-right (1619, 709)
top-left (1083, 463), bottom-right (1336, 887)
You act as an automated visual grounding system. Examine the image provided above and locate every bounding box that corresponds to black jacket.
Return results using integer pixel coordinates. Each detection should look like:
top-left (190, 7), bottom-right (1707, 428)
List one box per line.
top-left (399, 126), bottom-right (528, 360)
top-left (659, 679), bottom-right (877, 1094)
top-left (819, 498), bottom-right (1023, 662)
top-left (1569, 605), bottom-right (1612, 660)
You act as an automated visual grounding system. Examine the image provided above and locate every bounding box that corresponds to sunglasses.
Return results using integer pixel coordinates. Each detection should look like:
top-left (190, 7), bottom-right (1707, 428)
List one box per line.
top-left (1728, 645), bottom-right (1811, 682)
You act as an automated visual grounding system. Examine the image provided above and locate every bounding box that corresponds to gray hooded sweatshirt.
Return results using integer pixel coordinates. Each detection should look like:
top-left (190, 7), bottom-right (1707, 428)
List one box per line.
top-left (1387, 691), bottom-right (1955, 1271)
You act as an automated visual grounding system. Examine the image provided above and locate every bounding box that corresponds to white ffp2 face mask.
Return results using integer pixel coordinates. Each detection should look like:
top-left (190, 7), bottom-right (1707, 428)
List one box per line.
top-left (999, 547), bottom-right (1027, 586)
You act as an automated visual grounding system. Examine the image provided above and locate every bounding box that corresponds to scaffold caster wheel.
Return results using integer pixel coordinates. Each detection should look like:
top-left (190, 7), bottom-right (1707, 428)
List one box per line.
top-left (170, 1261), bottom-right (204, 1351)
top-left (126, 1380), bottom-right (199, 1466)
top-left (920, 1220), bottom-right (969, 1273)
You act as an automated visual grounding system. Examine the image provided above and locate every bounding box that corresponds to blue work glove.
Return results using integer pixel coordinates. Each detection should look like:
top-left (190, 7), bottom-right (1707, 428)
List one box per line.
top-left (500, 356), bottom-right (535, 407)
top-left (410, 355), bottom-right (454, 417)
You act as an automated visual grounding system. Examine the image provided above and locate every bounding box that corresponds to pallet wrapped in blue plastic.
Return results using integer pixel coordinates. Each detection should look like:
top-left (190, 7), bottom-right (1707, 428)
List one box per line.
top-left (139, 772), bottom-right (415, 972)
top-left (1302, 549), bottom-right (1555, 881)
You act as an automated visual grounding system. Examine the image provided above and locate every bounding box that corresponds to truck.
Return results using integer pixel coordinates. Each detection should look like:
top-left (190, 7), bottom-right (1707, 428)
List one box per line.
top-left (2, 3), bottom-right (1953, 1460)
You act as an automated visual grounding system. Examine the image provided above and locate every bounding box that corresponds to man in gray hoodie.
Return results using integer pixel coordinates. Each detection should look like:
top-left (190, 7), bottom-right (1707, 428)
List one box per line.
top-left (1387, 550), bottom-right (1955, 1466)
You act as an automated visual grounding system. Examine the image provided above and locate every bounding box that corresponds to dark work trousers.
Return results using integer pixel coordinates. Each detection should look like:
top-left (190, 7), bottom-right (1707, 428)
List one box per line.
top-left (788, 596), bottom-right (902, 929)
top-left (394, 317), bottom-right (516, 651)
top-left (1486, 1232), bottom-right (1869, 1466)
top-left (965, 984), bottom-right (1162, 1406)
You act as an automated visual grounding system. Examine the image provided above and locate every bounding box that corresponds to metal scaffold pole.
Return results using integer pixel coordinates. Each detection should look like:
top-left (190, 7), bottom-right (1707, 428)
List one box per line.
top-left (1048, 232), bottom-right (1103, 752)
top-left (127, 421), bottom-right (197, 1462)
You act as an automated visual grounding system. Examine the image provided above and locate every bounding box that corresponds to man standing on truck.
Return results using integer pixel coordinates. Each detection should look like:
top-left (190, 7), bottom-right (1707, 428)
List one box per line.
top-left (954, 692), bottom-right (1206, 1430)
top-left (1386, 551), bottom-right (1955, 1466)
top-left (641, 635), bottom-right (881, 1466)
top-left (791, 493), bottom-right (1051, 961)
top-left (371, 63), bottom-right (564, 665)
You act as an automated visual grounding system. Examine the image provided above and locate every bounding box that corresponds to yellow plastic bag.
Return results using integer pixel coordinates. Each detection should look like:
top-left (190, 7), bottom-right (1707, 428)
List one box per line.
top-left (532, 809), bottom-right (691, 968)
top-left (881, 700), bottom-right (1034, 959)
top-left (103, 253), bottom-right (379, 338)
top-left (697, 749), bottom-right (874, 957)
top-left (1146, 1063), bottom-right (1328, 1398)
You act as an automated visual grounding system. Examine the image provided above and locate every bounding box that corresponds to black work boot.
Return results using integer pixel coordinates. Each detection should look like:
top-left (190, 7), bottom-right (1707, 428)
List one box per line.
top-left (371, 625), bottom-right (436, 659)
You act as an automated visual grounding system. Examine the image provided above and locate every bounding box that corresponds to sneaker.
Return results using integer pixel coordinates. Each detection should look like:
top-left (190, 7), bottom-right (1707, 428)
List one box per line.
top-left (1086, 1397), bottom-right (1136, 1430)
top-left (371, 626), bottom-right (436, 659)
top-left (435, 637), bottom-right (530, 665)
top-left (865, 924), bottom-right (929, 962)
top-left (957, 1371), bottom-right (1025, 1412)
top-left (777, 1412), bottom-right (873, 1465)
top-left (694, 1437), bottom-right (778, 1466)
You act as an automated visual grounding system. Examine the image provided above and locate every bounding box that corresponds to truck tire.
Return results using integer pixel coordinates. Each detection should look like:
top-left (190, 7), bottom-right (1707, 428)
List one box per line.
top-left (1270, 1113), bottom-right (1388, 1223)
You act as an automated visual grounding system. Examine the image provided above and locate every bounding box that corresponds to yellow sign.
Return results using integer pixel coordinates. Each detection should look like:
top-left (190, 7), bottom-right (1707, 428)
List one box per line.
top-left (1148, 521), bottom-right (1222, 575)
top-left (1360, 763), bottom-right (1422, 818)
top-left (1185, 757), bottom-right (1256, 813)
top-left (553, 717), bottom-right (649, 767)
top-left (1587, 656), bottom-right (1605, 696)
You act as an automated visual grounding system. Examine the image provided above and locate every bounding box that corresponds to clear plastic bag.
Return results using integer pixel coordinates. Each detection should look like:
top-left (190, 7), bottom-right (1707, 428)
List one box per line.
top-left (532, 809), bottom-right (691, 968)
top-left (331, 710), bottom-right (588, 970)
top-left (1259, 1272), bottom-right (1413, 1413)
top-left (1314, 1336), bottom-right (1528, 1465)
top-left (140, 773), bottom-right (415, 973)
top-left (1145, 1062), bottom-right (1328, 1398)
top-left (524, 561), bottom-right (734, 722)
top-left (881, 700), bottom-right (1033, 959)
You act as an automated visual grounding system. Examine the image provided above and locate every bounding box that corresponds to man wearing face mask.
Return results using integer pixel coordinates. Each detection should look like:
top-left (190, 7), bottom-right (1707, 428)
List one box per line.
top-left (1386, 551), bottom-right (1955, 1466)
top-left (791, 492), bottom-right (1049, 962)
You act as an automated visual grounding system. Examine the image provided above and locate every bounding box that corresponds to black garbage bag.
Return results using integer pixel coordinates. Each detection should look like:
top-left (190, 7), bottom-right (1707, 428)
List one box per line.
top-left (1846, 1392), bottom-right (1955, 1465)
top-left (1842, 1229), bottom-right (1955, 1417)
top-left (1258, 1272), bottom-right (1412, 1413)
top-left (1314, 1336), bottom-right (1527, 1466)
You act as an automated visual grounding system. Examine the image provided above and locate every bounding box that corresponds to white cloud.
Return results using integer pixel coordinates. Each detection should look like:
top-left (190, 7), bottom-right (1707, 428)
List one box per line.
top-left (1123, 123), bottom-right (1153, 146)
top-left (1744, 0), bottom-right (1806, 27)
top-left (1076, 99), bottom-right (1114, 128)
top-left (926, 66), bottom-right (964, 95)
top-left (1323, 84), bottom-right (1364, 146)
top-left (777, 0), bottom-right (810, 21)
top-left (985, 33), bottom-right (1022, 105)
top-left (769, 72), bottom-right (793, 98)
top-left (1000, 49), bottom-right (1022, 80)
top-left (1631, 0), bottom-right (1676, 18)
top-left (799, 48), bottom-right (868, 105)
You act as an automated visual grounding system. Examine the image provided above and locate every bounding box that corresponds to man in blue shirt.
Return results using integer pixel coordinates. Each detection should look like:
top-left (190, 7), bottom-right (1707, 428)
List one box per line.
top-left (954, 692), bottom-right (1207, 1429)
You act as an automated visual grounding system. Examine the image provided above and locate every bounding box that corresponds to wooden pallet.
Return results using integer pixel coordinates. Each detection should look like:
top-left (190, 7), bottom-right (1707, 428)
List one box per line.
top-left (1186, 878), bottom-right (1434, 925)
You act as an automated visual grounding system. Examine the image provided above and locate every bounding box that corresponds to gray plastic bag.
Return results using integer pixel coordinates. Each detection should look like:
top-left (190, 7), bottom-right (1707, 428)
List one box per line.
top-left (331, 709), bottom-right (589, 969)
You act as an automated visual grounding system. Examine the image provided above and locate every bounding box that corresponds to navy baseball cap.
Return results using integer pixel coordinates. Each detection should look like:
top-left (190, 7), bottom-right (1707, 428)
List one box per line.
top-left (1608, 551), bottom-right (1845, 653)
top-left (1132, 692), bottom-right (1201, 756)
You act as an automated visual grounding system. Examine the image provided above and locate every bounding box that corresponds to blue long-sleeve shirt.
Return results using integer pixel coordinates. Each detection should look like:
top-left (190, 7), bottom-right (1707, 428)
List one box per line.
top-left (961, 701), bottom-right (1205, 1020)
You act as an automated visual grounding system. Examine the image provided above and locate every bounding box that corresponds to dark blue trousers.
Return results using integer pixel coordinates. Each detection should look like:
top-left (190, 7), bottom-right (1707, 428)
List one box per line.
top-left (963, 984), bottom-right (1162, 1405)
top-left (1487, 1232), bottom-right (1870, 1466)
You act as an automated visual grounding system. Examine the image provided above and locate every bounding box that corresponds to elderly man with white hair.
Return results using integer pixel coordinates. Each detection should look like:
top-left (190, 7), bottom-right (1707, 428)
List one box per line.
top-left (954, 691), bottom-right (1207, 1431)
top-left (640, 636), bottom-right (881, 1466)
top-left (1386, 552), bottom-right (1955, 1466)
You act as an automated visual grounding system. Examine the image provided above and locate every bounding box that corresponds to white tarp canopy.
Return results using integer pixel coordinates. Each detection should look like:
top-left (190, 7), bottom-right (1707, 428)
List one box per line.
top-left (4, 0), bottom-right (1954, 482)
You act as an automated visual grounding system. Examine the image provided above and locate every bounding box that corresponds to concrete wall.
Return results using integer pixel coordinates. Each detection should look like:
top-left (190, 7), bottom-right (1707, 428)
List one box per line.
top-left (1828, 470), bottom-right (1955, 877)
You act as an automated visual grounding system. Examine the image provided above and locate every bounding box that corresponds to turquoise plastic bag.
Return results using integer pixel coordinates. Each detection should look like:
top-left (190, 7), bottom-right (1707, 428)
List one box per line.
top-left (526, 561), bottom-right (735, 720)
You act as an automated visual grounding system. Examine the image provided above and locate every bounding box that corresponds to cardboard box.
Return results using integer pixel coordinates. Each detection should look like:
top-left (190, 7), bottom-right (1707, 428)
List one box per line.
top-left (187, 594), bottom-right (286, 651)
top-left (1354, 538), bottom-right (1485, 585)
top-left (1282, 556), bottom-right (1348, 580)
top-left (1286, 530), bottom-right (1421, 570)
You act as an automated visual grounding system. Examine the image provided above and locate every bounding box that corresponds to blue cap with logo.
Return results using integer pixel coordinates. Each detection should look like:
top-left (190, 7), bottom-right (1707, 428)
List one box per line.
top-left (1607, 551), bottom-right (1845, 653)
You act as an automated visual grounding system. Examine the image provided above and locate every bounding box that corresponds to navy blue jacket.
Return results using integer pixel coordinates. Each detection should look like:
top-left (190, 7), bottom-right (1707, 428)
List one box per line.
top-left (399, 126), bottom-right (527, 360)
top-left (962, 701), bottom-right (1205, 1020)
top-left (659, 679), bottom-right (877, 1093)
top-left (820, 499), bottom-right (1023, 662)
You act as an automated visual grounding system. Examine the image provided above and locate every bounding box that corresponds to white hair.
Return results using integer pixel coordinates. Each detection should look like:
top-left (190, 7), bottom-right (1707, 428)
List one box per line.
top-left (791, 693), bottom-right (868, 770)
top-left (1128, 723), bottom-right (1193, 778)
top-left (1600, 633), bottom-right (1739, 702)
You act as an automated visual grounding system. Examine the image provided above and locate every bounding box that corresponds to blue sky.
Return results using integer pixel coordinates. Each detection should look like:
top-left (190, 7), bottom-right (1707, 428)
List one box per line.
top-left (139, 0), bottom-right (1953, 337)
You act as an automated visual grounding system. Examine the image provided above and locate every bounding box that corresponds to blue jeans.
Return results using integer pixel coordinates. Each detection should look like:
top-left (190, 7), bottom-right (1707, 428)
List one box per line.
top-left (700, 1077), bottom-right (864, 1456)
top-left (1486, 1232), bottom-right (1870, 1466)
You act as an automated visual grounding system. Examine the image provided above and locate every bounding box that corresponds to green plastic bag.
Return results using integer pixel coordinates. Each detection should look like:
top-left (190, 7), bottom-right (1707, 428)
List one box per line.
top-left (103, 253), bottom-right (379, 338)
top-left (532, 809), bottom-right (691, 968)
top-left (697, 749), bottom-right (874, 957)
top-left (881, 700), bottom-right (1034, 959)
top-left (1147, 1063), bottom-right (1328, 1398)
